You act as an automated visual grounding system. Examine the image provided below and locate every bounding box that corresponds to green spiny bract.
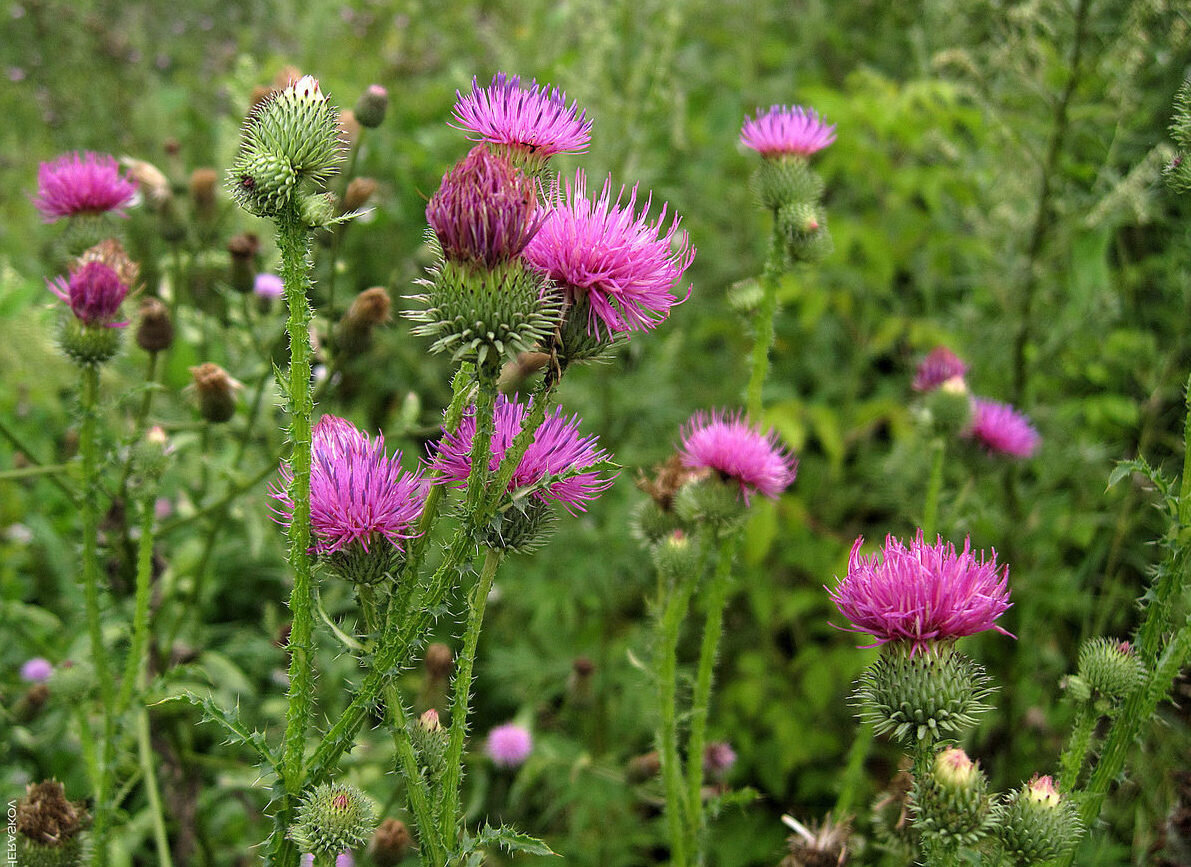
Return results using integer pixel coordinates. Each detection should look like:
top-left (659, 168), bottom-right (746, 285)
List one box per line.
top-left (853, 644), bottom-right (993, 746)
top-left (673, 476), bottom-right (746, 529)
top-left (15, 838), bottom-right (84, 867)
top-left (481, 498), bottom-right (557, 554)
top-left (630, 498), bottom-right (685, 545)
top-left (778, 202), bottom-right (833, 264)
top-left (289, 782), bottom-right (377, 861)
top-left (993, 777), bottom-right (1082, 865)
top-left (1072, 636), bottom-right (1145, 708)
top-left (550, 293), bottom-right (618, 365)
top-left (912, 748), bottom-right (994, 851)
top-left (1170, 76), bottom-right (1191, 151)
top-left (752, 156), bottom-right (825, 211)
top-left (320, 544), bottom-right (401, 586)
top-left (410, 708), bottom-right (448, 777)
top-left (408, 259), bottom-right (562, 367)
top-left (921, 379), bottom-right (974, 437)
top-left (651, 531), bottom-right (700, 586)
top-left (58, 317), bottom-right (122, 366)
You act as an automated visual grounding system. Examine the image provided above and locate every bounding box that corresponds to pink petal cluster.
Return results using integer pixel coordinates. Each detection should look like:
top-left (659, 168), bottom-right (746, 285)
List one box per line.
top-left (967, 398), bottom-right (1041, 458)
top-left (451, 72), bottom-right (592, 159)
top-left (703, 741), bottom-right (737, 777)
top-left (913, 346), bottom-right (968, 392)
top-left (485, 722), bottom-right (533, 768)
top-left (254, 273), bottom-right (284, 300)
top-left (678, 410), bottom-right (797, 503)
top-left (740, 105), bottom-right (836, 158)
top-left (524, 171), bottom-right (695, 338)
top-left (47, 261), bottom-right (129, 327)
top-left (33, 151), bottom-right (138, 221)
top-left (270, 415), bottom-right (426, 556)
top-left (828, 532), bottom-right (1014, 653)
top-left (429, 394), bottom-right (613, 513)
top-left (20, 657), bottom-right (54, 683)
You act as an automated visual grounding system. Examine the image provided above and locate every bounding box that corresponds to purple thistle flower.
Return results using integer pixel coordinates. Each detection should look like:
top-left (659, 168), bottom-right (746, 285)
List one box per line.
top-left (451, 72), bottom-right (592, 159)
top-left (270, 415), bottom-right (426, 556)
top-left (913, 346), bottom-right (968, 392)
top-left (254, 272), bottom-right (284, 300)
top-left (335, 854), bottom-right (355, 867)
top-left (32, 151), bottom-right (138, 221)
top-left (524, 170), bottom-right (695, 338)
top-left (966, 398), bottom-right (1041, 458)
top-left (47, 261), bottom-right (130, 327)
top-left (485, 722), bottom-right (533, 768)
top-left (20, 657), bottom-right (54, 683)
top-left (703, 741), bottom-right (737, 777)
top-left (300, 856), bottom-right (315, 867)
top-left (428, 394), bottom-right (613, 514)
top-left (678, 410), bottom-right (797, 504)
top-left (741, 105), bottom-right (836, 158)
top-left (827, 532), bottom-right (1014, 653)
top-left (426, 145), bottom-right (541, 267)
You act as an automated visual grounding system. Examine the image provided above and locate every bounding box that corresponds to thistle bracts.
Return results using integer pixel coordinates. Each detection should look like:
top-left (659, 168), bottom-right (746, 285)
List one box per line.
top-left (1165, 76), bottom-right (1191, 193)
top-left (912, 749), bottom-right (994, 852)
top-left (1067, 637), bottom-right (1146, 709)
top-left (993, 776), bottom-right (1082, 865)
top-left (289, 783), bottom-right (378, 863)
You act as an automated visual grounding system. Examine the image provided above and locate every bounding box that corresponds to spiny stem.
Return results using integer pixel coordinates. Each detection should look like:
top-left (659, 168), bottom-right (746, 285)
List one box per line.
top-left (118, 489), bottom-right (157, 715)
top-left (1057, 705), bottom-right (1095, 791)
top-left (137, 706), bottom-right (173, 867)
top-left (745, 218), bottom-right (785, 421)
top-left (464, 370), bottom-right (499, 515)
top-left (482, 375), bottom-right (557, 521)
top-left (658, 569), bottom-right (696, 867)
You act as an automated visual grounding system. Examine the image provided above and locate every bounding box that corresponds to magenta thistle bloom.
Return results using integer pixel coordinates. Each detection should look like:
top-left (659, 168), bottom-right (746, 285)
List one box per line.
top-left (270, 415), bottom-right (426, 555)
top-left (452, 72), bottom-right (592, 159)
top-left (335, 854), bottom-right (354, 867)
top-left (33, 151), bottom-right (138, 221)
top-left (966, 398), bottom-right (1041, 458)
top-left (426, 145), bottom-right (541, 267)
top-left (485, 722), bottom-right (533, 768)
top-left (524, 170), bottom-right (695, 337)
top-left (913, 346), bottom-right (968, 392)
top-left (703, 741), bottom-right (737, 777)
top-left (20, 657), bottom-right (54, 683)
top-left (428, 394), bottom-right (613, 513)
top-left (47, 261), bottom-right (130, 327)
top-left (740, 105), bottom-right (836, 158)
top-left (678, 410), bottom-right (796, 504)
top-left (828, 532), bottom-right (1014, 652)
top-left (254, 272), bottom-right (284, 300)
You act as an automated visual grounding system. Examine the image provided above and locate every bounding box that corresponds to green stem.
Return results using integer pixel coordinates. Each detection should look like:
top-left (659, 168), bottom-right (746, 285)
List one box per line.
top-left (1057, 705), bottom-right (1095, 791)
top-left (745, 219), bottom-right (785, 421)
top-left (481, 376), bottom-right (557, 520)
top-left (923, 438), bottom-right (945, 540)
top-left (0, 414), bottom-right (77, 502)
top-left (465, 372), bottom-right (499, 515)
top-left (117, 492), bottom-right (156, 715)
top-left (137, 706), bottom-right (173, 867)
top-left (683, 532), bottom-right (739, 854)
top-left (0, 463), bottom-right (72, 480)
top-left (439, 548), bottom-right (503, 848)
top-left (658, 570), bottom-right (695, 867)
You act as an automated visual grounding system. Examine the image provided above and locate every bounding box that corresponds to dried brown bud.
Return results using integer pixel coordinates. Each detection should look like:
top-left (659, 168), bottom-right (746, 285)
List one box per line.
top-left (273, 64), bottom-right (303, 90)
top-left (638, 454), bottom-right (702, 511)
top-left (424, 642), bottom-right (454, 681)
top-left (369, 818), bottom-right (412, 867)
top-left (228, 233), bottom-right (260, 294)
top-left (189, 167), bottom-right (219, 220)
top-left (498, 351), bottom-right (550, 390)
top-left (339, 109), bottom-right (362, 148)
top-left (163, 137), bottom-right (181, 156)
top-left (336, 287), bottom-right (392, 354)
top-left (14, 684), bottom-right (50, 723)
top-left (189, 363), bottom-right (242, 423)
top-left (78, 239), bottom-right (139, 290)
top-left (343, 176), bottom-right (378, 212)
top-left (227, 232), bottom-right (261, 260)
top-left (136, 297), bottom-right (174, 353)
top-left (779, 814), bottom-right (852, 867)
top-left (16, 780), bottom-right (89, 846)
top-left (249, 85), bottom-right (273, 112)
top-left (121, 157), bottom-right (172, 208)
top-left (626, 751), bottom-right (662, 783)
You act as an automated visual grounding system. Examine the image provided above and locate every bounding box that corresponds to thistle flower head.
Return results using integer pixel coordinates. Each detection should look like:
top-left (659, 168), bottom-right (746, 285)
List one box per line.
top-left (678, 410), bottom-right (797, 504)
top-left (485, 722), bottom-right (533, 768)
top-left (741, 105), bottom-right (836, 158)
top-left (967, 398), bottom-right (1041, 458)
top-left (254, 272), bottom-right (284, 300)
top-left (426, 145), bottom-right (541, 268)
top-left (428, 394), bottom-right (613, 514)
top-left (703, 741), bottom-right (737, 777)
top-left (47, 261), bottom-right (129, 328)
top-left (270, 415), bottom-right (426, 558)
top-left (452, 72), bottom-right (592, 160)
top-left (828, 532), bottom-right (1013, 653)
top-left (524, 170), bottom-right (695, 338)
top-left (33, 151), bottom-right (138, 221)
top-left (997, 775), bottom-right (1083, 863)
top-left (290, 783), bottom-right (377, 862)
top-left (914, 346), bottom-right (968, 392)
top-left (21, 658), bottom-right (54, 684)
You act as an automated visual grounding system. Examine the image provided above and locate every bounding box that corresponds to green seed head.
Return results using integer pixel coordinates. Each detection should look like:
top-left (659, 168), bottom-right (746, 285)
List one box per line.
top-left (58, 317), bottom-right (121, 367)
top-left (289, 782), bottom-right (377, 861)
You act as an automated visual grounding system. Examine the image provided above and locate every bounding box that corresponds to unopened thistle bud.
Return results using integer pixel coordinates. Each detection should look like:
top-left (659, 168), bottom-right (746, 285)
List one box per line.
top-left (131, 425), bottom-right (171, 483)
top-left (673, 476), bottom-right (747, 528)
top-left (994, 775), bottom-right (1082, 864)
top-left (336, 286), bottom-right (391, 354)
top-left (355, 85), bottom-right (389, 129)
top-left (343, 177), bottom-right (378, 213)
top-left (49, 660), bottom-right (93, 703)
top-left (424, 643), bottom-right (454, 682)
top-left (15, 780), bottom-right (90, 867)
top-left (189, 363), bottom-right (242, 423)
top-left (135, 297), bottom-right (173, 352)
top-left (482, 497), bottom-right (557, 553)
top-left (227, 232), bottom-right (261, 293)
top-left (289, 783), bottom-right (377, 862)
top-left (410, 708), bottom-right (448, 773)
top-left (338, 110), bottom-right (362, 149)
top-left (120, 157), bottom-right (172, 209)
top-left (189, 167), bottom-right (219, 221)
top-left (651, 530), bottom-right (700, 585)
top-left (368, 818), bottom-right (411, 867)
top-left (913, 748), bottom-right (993, 851)
top-left (1073, 637), bottom-right (1145, 708)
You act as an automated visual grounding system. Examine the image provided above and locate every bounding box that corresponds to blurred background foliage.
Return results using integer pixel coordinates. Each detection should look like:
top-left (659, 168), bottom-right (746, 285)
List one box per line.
top-left (2, 0), bottom-right (1191, 864)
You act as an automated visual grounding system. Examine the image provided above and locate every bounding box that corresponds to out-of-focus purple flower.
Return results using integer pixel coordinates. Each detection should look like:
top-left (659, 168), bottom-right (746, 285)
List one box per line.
top-left (703, 741), bottom-right (737, 777)
top-left (485, 722), bottom-right (533, 768)
top-left (967, 398), bottom-right (1041, 458)
top-left (426, 145), bottom-right (540, 267)
top-left (270, 415), bottom-right (426, 556)
top-left (828, 532), bottom-right (1014, 653)
top-left (679, 410), bottom-right (796, 504)
top-left (254, 272), bottom-right (284, 300)
top-left (452, 72), bottom-right (592, 159)
top-left (740, 105), bottom-right (836, 158)
top-left (335, 854), bottom-right (355, 867)
top-left (300, 856), bottom-right (314, 867)
top-left (32, 151), bottom-right (138, 221)
top-left (428, 394), bottom-right (613, 514)
top-left (20, 657), bottom-right (54, 683)
top-left (524, 170), bottom-right (695, 338)
top-left (913, 346), bottom-right (968, 392)
top-left (47, 261), bottom-right (130, 327)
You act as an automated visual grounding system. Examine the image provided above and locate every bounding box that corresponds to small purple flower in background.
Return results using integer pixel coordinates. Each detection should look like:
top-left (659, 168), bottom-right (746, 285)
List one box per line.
top-left (254, 272), bottom-right (284, 300)
top-left (452, 72), bottom-right (592, 159)
top-left (47, 261), bottom-right (130, 327)
top-left (20, 657), bottom-right (54, 683)
top-left (32, 151), bottom-right (138, 221)
top-left (300, 856), bottom-right (314, 867)
top-left (429, 395), bottom-right (613, 513)
top-left (740, 105), bottom-right (836, 158)
top-left (485, 722), bottom-right (533, 768)
top-left (524, 170), bottom-right (695, 338)
top-left (828, 532), bottom-right (1014, 654)
top-left (335, 854), bottom-right (354, 867)
top-left (426, 145), bottom-right (541, 268)
top-left (913, 346), bottom-right (968, 392)
top-left (270, 415), bottom-right (426, 555)
top-left (967, 398), bottom-right (1040, 458)
top-left (678, 410), bottom-right (797, 503)
top-left (703, 741), bottom-right (737, 778)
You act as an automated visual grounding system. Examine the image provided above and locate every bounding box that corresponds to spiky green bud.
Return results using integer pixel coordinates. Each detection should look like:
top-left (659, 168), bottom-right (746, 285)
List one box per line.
top-left (853, 644), bottom-right (994, 746)
top-left (651, 530), bottom-right (699, 586)
top-left (321, 544), bottom-right (401, 586)
top-left (15, 837), bottom-right (84, 866)
top-left (922, 377), bottom-right (974, 436)
top-left (481, 498), bottom-right (556, 553)
top-left (1076, 637), bottom-right (1145, 708)
top-left (290, 783), bottom-right (377, 861)
top-left (49, 661), bottom-right (94, 703)
top-left (913, 748), bottom-right (994, 851)
top-left (752, 156), bottom-right (825, 211)
top-left (994, 776), bottom-right (1082, 865)
top-left (1171, 77), bottom-right (1191, 151)
top-left (550, 294), bottom-right (616, 364)
top-left (410, 708), bottom-right (447, 776)
top-left (630, 498), bottom-right (684, 545)
top-left (58, 318), bottom-right (122, 367)
top-left (673, 476), bottom-right (746, 529)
